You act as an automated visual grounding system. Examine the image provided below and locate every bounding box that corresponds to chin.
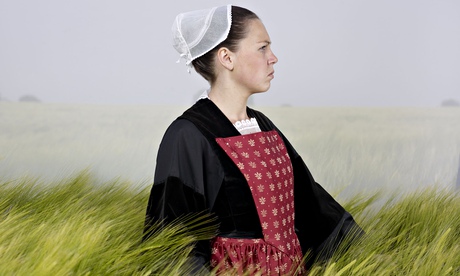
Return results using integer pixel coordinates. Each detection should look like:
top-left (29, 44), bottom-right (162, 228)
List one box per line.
top-left (255, 84), bottom-right (271, 94)
top-left (252, 89), bottom-right (269, 95)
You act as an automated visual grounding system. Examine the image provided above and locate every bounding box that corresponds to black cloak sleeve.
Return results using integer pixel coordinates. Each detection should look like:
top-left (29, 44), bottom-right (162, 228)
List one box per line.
top-left (143, 119), bottom-right (224, 270)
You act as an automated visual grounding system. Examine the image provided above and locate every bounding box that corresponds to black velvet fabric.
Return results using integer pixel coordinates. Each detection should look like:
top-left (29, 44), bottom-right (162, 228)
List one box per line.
top-left (212, 177), bottom-right (263, 238)
top-left (143, 99), bottom-right (363, 271)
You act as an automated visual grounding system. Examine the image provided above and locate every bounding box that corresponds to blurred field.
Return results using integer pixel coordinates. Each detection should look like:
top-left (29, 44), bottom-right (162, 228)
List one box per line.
top-left (259, 105), bottom-right (460, 198)
top-left (1, 102), bottom-right (459, 196)
top-left (0, 102), bottom-right (185, 185)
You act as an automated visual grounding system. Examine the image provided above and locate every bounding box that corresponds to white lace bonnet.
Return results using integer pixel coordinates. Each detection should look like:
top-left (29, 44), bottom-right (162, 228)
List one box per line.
top-left (172, 5), bottom-right (232, 68)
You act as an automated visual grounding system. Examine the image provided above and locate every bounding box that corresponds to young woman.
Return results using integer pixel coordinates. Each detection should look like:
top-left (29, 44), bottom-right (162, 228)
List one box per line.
top-left (144, 5), bottom-right (362, 275)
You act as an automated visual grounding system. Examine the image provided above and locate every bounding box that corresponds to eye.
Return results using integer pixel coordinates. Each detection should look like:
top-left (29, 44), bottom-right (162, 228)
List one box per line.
top-left (259, 45), bottom-right (267, 51)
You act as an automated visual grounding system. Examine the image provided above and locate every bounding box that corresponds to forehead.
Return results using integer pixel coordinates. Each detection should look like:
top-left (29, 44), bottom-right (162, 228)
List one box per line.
top-left (244, 19), bottom-right (270, 43)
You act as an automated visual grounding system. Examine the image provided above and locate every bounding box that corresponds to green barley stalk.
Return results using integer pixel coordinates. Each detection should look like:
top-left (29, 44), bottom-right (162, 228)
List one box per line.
top-left (1, 172), bottom-right (459, 275)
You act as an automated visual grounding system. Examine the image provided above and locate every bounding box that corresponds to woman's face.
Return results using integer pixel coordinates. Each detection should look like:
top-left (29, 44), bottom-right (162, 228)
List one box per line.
top-left (232, 19), bottom-right (278, 94)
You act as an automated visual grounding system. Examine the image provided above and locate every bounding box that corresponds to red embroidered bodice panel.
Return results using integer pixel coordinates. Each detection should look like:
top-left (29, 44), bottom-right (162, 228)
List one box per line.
top-left (213, 130), bottom-right (304, 275)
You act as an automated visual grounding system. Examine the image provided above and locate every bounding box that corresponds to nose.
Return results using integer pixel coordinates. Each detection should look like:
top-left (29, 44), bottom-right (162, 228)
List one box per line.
top-left (269, 50), bottom-right (278, 64)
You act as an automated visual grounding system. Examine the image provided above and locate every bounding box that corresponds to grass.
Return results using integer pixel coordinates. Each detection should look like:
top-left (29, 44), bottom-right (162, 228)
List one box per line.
top-left (312, 188), bottom-right (460, 275)
top-left (0, 172), bottom-right (216, 275)
top-left (1, 172), bottom-right (459, 275)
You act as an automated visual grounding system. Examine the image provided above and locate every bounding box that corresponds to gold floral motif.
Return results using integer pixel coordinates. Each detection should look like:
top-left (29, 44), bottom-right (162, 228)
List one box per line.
top-left (259, 197), bottom-right (266, 205)
top-left (262, 222), bottom-right (268, 229)
top-left (261, 209), bottom-right (267, 217)
top-left (259, 136), bottom-right (266, 144)
top-left (266, 171), bottom-right (272, 179)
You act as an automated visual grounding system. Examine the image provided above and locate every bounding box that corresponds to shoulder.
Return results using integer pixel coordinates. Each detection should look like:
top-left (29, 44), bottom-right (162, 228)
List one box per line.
top-left (164, 118), bottom-right (202, 136)
top-left (155, 118), bottom-right (218, 182)
top-left (159, 118), bottom-right (208, 149)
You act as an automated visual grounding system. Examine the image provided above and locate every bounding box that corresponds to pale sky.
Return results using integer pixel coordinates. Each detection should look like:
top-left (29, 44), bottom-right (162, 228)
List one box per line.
top-left (1, 0), bottom-right (459, 106)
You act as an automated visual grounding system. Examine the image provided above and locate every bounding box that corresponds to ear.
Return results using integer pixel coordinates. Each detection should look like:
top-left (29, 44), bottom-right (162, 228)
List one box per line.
top-left (216, 47), bottom-right (234, 71)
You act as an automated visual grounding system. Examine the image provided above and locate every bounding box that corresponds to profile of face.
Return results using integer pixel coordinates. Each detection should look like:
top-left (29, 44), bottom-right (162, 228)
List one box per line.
top-left (229, 19), bottom-right (278, 94)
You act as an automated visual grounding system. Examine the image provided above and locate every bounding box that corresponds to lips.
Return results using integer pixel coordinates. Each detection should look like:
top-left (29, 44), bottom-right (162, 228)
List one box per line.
top-left (268, 71), bottom-right (275, 78)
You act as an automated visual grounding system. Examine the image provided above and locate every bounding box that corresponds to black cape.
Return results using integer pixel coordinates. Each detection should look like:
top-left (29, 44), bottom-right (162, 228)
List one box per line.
top-left (144, 99), bottom-right (362, 269)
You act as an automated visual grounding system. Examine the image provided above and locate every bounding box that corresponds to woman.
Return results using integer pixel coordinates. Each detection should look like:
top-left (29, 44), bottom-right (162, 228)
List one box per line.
top-left (144, 5), bottom-right (362, 275)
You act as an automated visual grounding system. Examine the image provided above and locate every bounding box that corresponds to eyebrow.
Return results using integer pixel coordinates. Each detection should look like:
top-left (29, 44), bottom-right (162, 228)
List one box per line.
top-left (257, 40), bottom-right (271, 45)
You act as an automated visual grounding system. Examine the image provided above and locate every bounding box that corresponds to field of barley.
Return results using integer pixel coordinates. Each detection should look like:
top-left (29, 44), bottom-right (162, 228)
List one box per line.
top-left (1, 102), bottom-right (459, 275)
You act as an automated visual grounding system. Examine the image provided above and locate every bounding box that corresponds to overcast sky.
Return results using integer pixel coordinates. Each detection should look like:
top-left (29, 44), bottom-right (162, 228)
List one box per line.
top-left (1, 0), bottom-right (459, 106)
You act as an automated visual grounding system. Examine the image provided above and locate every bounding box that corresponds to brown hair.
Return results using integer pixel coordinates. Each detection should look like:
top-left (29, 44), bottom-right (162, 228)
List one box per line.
top-left (191, 6), bottom-right (259, 83)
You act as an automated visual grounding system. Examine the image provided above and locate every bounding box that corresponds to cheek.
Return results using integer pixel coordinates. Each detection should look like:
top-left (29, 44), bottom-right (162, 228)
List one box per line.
top-left (235, 54), bottom-right (267, 83)
top-left (236, 59), bottom-right (256, 78)
top-left (240, 57), bottom-right (264, 74)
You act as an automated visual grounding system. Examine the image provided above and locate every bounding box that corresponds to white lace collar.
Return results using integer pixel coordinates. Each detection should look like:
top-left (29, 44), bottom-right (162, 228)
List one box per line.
top-left (234, 118), bottom-right (261, 135)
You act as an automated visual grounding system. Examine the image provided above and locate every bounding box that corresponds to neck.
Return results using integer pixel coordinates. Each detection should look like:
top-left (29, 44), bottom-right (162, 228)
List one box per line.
top-left (208, 83), bottom-right (250, 124)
